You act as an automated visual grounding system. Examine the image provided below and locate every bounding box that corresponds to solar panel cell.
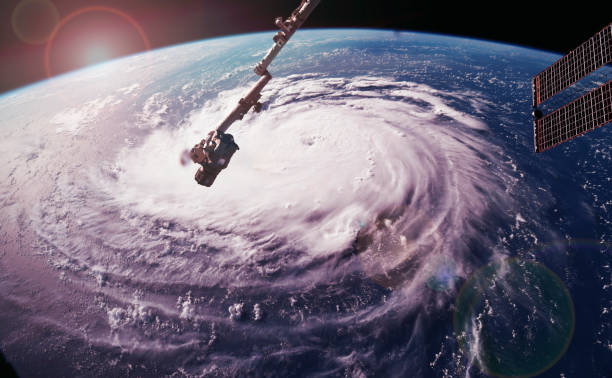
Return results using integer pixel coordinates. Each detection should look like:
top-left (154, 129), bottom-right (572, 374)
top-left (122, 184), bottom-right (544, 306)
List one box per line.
top-left (535, 80), bottom-right (612, 152)
top-left (532, 23), bottom-right (612, 107)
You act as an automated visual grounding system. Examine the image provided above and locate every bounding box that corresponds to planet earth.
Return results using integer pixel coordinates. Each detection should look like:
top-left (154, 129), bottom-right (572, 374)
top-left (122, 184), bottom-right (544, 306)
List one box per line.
top-left (0, 29), bottom-right (611, 377)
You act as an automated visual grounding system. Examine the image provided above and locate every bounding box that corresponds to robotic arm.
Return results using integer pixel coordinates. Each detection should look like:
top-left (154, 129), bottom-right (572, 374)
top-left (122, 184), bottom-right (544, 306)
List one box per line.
top-left (254, 0), bottom-right (322, 76)
top-left (189, 0), bottom-right (321, 187)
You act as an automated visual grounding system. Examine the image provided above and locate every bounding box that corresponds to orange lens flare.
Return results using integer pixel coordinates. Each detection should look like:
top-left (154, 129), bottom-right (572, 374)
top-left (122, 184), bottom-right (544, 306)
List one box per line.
top-left (44, 6), bottom-right (151, 78)
top-left (11, 0), bottom-right (60, 45)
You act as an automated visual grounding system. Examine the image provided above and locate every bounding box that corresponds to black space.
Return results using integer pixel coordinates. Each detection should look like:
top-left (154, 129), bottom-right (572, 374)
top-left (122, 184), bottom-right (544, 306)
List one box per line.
top-left (0, 0), bottom-right (610, 94)
top-left (0, 350), bottom-right (18, 378)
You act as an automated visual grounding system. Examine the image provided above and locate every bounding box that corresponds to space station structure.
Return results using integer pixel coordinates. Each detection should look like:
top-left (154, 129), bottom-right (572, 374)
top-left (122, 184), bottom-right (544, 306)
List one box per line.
top-left (189, 0), bottom-right (322, 186)
top-left (532, 22), bottom-right (612, 152)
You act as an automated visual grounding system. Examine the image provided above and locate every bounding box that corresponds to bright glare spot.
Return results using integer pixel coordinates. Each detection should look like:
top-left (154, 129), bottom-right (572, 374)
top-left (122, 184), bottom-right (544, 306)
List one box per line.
top-left (84, 45), bottom-right (111, 66)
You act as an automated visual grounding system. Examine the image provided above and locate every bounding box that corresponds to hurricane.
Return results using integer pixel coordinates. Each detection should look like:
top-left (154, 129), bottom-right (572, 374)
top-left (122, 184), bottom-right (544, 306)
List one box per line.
top-left (23, 73), bottom-right (515, 375)
top-left (1, 29), bottom-right (610, 377)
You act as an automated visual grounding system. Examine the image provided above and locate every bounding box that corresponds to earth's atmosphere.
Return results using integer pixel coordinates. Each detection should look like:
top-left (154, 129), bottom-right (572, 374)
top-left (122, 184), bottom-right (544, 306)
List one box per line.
top-left (0, 29), bottom-right (611, 377)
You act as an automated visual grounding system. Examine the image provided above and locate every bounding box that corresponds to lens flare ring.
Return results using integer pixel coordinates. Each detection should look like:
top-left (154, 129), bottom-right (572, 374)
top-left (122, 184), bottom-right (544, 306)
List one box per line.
top-left (454, 257), bottom-right (575, 377)
top-left (11, 0), bottom-right (60, 45)
top-left (44, 6), bottom-right (151, 78)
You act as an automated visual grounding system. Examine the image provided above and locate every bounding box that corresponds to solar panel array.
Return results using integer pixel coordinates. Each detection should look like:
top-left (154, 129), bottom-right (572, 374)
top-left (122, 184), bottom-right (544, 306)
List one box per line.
top-left (535, 80), bottom-right (612, 152)
top-left (532, 23), bottom-right (612, 107)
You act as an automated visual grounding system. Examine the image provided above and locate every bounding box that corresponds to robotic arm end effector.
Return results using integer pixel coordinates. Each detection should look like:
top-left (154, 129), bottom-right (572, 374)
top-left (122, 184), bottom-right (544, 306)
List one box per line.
top-left (190, 131), bottom-right (240, 186)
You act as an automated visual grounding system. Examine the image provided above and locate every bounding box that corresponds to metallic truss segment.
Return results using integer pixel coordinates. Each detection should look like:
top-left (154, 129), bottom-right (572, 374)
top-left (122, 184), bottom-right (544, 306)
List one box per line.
top-left (533, 23), bottom-right (612, 107)
top-left (535, 80), bottom-right (612, 152)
